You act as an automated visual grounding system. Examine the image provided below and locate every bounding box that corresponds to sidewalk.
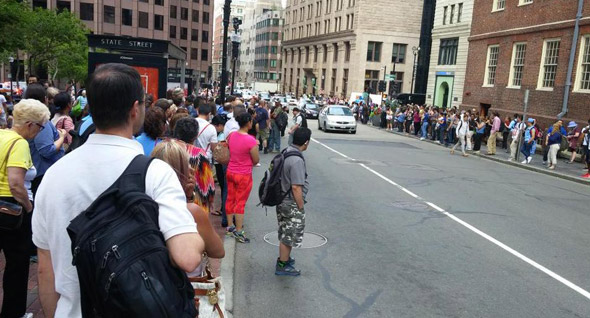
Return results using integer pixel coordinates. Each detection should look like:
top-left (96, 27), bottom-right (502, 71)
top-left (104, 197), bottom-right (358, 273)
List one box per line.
top-left (0, 185), bottom-right (229, 318)
top-left (368, 124), bottom-right (590, 185)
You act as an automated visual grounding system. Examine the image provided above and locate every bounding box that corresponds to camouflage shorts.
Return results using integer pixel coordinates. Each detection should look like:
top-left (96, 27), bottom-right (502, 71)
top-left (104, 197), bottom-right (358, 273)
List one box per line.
top-left (276, 202), bottom-right (306, 248)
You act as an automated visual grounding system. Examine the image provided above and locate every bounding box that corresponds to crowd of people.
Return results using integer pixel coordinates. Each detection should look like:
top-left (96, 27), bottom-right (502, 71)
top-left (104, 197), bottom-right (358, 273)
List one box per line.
top-left (0, 64), bottom-right (313, 318)
top-left (367, 103), bottom-right (590, 176)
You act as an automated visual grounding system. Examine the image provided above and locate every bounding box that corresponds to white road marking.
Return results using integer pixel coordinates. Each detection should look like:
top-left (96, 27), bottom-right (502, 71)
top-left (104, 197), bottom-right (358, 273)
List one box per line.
top-left (311, 137), bottom-right (590, 300)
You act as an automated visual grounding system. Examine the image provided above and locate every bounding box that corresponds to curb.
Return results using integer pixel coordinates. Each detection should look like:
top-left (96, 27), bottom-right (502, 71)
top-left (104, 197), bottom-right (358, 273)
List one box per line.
top-left (365, 124), bottom-right (590, 186)
top-left (220, 236), bottom-right (236, 318)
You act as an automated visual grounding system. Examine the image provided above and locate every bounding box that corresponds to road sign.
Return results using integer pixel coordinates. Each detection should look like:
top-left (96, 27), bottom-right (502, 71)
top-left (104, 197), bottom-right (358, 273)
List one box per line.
top-left (385, 74), bottom-right (396, 81)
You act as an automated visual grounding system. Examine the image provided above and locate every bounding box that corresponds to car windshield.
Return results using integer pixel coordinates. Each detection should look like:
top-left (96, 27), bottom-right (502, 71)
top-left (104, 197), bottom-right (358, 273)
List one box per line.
top-left (306, 104), bottom-right (318, 110)
top-left (328, 107), bottom-right (352, 116)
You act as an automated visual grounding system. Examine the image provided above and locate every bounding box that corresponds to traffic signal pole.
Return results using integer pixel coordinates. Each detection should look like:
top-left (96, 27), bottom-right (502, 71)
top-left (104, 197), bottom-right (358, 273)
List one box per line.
top-left (219, 0), bottom-right (232, 102)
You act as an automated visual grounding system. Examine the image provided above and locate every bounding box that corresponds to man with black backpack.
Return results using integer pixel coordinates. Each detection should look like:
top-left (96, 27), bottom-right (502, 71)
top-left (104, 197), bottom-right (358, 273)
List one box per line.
top-left (32, 63), bottom-right (205, 318)
top-left (288, 107), bottom-right (307, 146)
top-left (275, 127), bottom-right (311, 276)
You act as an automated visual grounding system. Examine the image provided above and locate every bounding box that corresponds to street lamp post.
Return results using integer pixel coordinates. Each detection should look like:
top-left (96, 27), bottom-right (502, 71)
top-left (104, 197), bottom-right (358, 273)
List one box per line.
top-left (411, 46), bottom-right (420, 94)
top-left (230, 17), bottom-right (242, 96)
top-left (8, 57), bottom-right (14, 101)
top-left (219, 0), bottom-right (232, 102)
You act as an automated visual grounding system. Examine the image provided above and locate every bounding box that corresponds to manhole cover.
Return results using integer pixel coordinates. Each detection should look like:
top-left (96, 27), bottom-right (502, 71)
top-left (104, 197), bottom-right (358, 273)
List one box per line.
top-left (263, 231), bottom-right (328, 248)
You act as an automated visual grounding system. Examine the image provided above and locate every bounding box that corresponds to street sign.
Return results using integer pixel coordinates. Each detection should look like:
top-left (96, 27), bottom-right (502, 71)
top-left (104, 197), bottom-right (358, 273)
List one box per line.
top-left (385, 74), bottom-right (396, 81)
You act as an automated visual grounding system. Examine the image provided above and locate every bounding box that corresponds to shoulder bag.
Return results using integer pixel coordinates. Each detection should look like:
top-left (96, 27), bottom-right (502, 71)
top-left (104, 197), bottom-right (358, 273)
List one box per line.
top-left (0, 139), bottom-right (24, 230)
top-left (189, 263), bottom-right (226, 318)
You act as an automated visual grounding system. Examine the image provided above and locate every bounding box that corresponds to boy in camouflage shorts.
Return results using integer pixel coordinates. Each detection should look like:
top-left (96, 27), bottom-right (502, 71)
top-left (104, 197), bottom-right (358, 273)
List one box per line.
top-left (275, 127), bottom-right (311, 276)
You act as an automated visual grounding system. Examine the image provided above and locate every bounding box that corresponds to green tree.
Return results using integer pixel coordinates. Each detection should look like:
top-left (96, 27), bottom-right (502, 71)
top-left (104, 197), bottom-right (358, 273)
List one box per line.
top-left (0, 0), bottom-right (29, 82)
top-left (23, 8), bottom-right (89, 83)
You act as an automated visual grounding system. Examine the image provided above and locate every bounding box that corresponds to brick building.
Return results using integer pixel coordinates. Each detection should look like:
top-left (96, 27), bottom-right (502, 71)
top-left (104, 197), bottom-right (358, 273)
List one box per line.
top-left (1, 0), bottom-right (213, 83)
top-left (462, 0), bottom-right (590, 128)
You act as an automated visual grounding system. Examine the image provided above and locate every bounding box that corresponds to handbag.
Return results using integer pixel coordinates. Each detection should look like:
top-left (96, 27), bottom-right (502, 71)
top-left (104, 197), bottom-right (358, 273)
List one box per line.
top-left (212, 141), bottom-right (230, 165)
top-left (0, 140), bottom-right (24, 230)
top-left (189, 265), bottom-right (226, 318)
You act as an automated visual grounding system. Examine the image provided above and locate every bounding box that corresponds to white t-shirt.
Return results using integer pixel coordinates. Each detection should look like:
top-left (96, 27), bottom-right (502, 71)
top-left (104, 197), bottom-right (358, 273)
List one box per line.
top-left (24, 166), bottom-right (37, 201)
top-left (0, 94), bottom-right (6, 106)
top-left (196, 117), bottom-right (218, 161)
top-left (32, 134), bottom-right (198, 318)
top-left (223, 117), bottom-right (240, 139)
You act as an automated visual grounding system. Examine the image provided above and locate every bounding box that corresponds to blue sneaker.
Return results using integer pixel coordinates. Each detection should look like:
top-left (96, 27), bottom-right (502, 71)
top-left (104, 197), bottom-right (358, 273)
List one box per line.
top-left (277, 257), bottom-right (295, 266)
top-left (275, 260), bottom-right (301, 276)
top-left (233, 230), bottom-right (250, 243)
top-left (225, 226), bottom-right (236, 237)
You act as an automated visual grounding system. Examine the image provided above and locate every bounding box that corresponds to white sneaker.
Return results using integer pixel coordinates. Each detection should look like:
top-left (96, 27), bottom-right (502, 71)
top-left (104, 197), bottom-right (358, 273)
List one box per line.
top-left (521, 159), bottom-right (528, 164)
top-left (527, 157), bottom-right (532, 164)
top-left (420, 137), bottom-right (425, 141)
top-left (21, 313), bottom-right (33, 318)
top-left (255, 163), bottom-right (261, 167)
top-left (508, 158), bottom-right (513, 162)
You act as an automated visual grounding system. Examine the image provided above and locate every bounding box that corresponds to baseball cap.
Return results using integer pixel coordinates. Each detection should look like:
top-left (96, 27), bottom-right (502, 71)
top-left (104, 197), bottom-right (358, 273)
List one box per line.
top-left (527, 118), bottom-right (535, 123)
top-left (568, 121), bottom-right (577, 128)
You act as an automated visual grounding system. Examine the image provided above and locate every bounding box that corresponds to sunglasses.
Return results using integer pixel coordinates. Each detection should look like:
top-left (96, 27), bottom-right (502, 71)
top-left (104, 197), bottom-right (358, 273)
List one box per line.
top-left (29, 122), bottom-right (45, 131)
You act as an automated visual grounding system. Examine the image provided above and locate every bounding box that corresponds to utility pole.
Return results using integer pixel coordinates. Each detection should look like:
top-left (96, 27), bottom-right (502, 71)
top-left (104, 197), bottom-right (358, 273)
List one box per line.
top-left (219, 0), bottom-right (232, 102)
top-left (411, 46), bottom-right (420, 94)
top-left (230, 18), bottom-right (241, 96)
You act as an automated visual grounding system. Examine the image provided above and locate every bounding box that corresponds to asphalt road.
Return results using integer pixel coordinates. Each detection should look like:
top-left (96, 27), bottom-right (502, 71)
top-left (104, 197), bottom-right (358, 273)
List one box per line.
top-left (231, 122), bottom-right (590, 318)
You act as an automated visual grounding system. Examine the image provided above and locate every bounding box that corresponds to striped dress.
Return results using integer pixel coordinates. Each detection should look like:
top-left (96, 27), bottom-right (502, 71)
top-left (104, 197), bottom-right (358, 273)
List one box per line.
top-left (184, 143), bottom-right (215, 213)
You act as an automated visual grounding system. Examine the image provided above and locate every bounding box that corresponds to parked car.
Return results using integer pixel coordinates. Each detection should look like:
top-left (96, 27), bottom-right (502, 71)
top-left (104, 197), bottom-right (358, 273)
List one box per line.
top-left (303, 103), bottom-right (320, 119)
top-left (395, 93), bottom-right (426, 105)
top-left (318, 105), bottom-right (357, 134)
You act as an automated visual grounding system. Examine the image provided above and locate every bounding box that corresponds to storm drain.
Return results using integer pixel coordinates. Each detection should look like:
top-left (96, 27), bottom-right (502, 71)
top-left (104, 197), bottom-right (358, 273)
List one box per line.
top-left (263, 231), bottom-right (328, 249)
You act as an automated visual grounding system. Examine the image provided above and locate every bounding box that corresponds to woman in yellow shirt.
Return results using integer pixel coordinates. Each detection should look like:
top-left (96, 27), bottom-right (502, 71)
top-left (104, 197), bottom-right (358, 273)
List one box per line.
top-left (0, 99), bottom-right (50, 318)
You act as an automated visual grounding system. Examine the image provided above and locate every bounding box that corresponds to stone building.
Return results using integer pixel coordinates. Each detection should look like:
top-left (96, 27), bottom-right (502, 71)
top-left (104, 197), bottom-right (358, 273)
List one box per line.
top-left (426, 0), bottom-right (473, 108)
top-left (281, 0), bottom-right (423, 99)
top-left (462, 0), bottom-right (590, 127)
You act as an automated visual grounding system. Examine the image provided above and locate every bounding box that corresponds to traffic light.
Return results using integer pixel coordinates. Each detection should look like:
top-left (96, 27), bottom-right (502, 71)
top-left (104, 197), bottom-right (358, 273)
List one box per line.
top-left (378, 80), bottom-right (386, 92)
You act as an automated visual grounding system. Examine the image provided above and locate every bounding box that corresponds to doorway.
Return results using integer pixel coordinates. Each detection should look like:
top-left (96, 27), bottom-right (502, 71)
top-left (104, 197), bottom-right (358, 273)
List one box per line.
top-left (434, 75), bottom-right (454, 109)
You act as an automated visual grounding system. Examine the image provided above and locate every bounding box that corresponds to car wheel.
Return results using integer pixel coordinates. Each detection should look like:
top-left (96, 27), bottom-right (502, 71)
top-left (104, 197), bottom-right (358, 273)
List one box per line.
top-left (351, 130), bottom-right (356, 134)
top-left (318, 120), bottom-right (322, 130)
top-left (324, 122), bottom-right (329, 132)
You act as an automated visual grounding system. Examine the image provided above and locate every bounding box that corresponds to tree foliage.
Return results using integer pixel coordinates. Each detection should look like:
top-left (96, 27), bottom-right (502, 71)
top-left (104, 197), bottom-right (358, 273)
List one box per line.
top-left (0, 1), bottom-right (89, 83)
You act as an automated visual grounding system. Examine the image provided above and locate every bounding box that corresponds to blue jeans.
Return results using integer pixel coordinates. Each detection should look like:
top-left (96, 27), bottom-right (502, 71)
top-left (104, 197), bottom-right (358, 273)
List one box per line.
top-left (521, 142), bottom-right (533, 159)
top-left (268, 122), bottom-right (281, 151)
top-left (421, 122), bottom-right (429, 138)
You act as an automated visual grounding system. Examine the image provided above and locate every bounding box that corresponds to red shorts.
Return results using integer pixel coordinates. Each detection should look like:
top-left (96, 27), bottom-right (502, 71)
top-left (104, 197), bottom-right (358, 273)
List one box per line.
top-left (226, 171), bottom-right (253, 215)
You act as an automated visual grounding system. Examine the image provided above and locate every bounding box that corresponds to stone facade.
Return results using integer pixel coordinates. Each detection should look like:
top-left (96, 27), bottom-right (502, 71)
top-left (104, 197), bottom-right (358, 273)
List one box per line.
top-left (426, 0), bottom-right (473, 109)
top-left (281, 0), bottom-right (423, 99)
top-left (462, 0), bottom-right (590, 128)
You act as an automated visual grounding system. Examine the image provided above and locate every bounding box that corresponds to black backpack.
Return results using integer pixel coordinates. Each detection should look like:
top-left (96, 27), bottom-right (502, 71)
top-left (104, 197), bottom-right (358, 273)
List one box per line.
top-left (67, 155), bottom-right (197, 318)
top-left (276, 112), bottom-right (288, 130)
top-left (297, 113), bottom-right (308, 128)
top-left (258, 149), bottom-right (304, 207)
top-left (67, 123), bottom-right (95, 154)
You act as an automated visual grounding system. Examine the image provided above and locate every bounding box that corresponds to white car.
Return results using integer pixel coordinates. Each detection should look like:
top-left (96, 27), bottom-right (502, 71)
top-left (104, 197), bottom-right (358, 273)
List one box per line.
top-left (287, 98), bottom-right (298, 106)
top-left (318, 105), bottom-right (357, 134)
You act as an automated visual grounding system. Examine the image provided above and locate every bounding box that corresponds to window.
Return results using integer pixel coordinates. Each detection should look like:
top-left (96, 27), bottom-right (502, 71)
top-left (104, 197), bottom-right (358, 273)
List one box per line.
top-left (180, 27), bottom-right (188, 40)
top-left (450, 5), bottom-right (455, 24)
top-left (438, 38), bottom-right (459, 65)
top-left (538, 39), bottom-right (560, 89)
top-left (508, 43), bottom-right (527, 87)
top-left (155, 0), bottom-right (164, 5)
top-left (443, 6), bottom-right (447, 25)
top-left (323, 44), bottom-right (328, 62)
top-left (202, 30), bottom-right (209, 42)
top-left (345, 41), bottom-right (350, 62)
top-left (392, 43), bottom-right (407, 63)
top-left (138, 12), bottom-right (149, 28)
top-left (170, 5), bottom-right (177, 18)
top-left (321, 69), bottom-right (326, 89)
top-left (331, 68), bottom-right (336, 93)
top-left (576, 36), bottom-right (590, 91)
top-left (191, 29), bottom-right (198, 41)
top-left (170, 26), bottom-right (177, 38)
top-left (305, 47), bottom-right (310, 63)
top-left (201, 49), bottom-right (208, 61)
top-left (181, 7), bottom-right (188, 20)
top-left (80, 3), bottom-right (94, 21)
top-left (493, 0), bottom-right (505, 11)
top-left (270, 60), bottom-right (277, 67)
top-left (56, 1), bottom-right (70, 12)
top-left (191, 48), bottom-right (199, 60)
top-left (192, 10), bottom-right (199, 22)
top-left (204, 0), bottom-right (210, 5)
top-left (457, 3), bottom-right (463, 23)
top-left (122, 8), bottom-right (133, 26)
top-left (314, 46), bottom-right (318, 62)
top-left (104, 5), bottom-right (115, 24)
top-left (484, 45), bottom-right (500, 86)
top-left (366, 41), bottom-right (382, 62)
top-left (154, 14), bottom-right (164, 30)
top-left (333, 43), bottom-right (338, 62)
top-left (519, 0), bottom-right (533, 5)
top-left (203, 12), bottom-right (209, 24)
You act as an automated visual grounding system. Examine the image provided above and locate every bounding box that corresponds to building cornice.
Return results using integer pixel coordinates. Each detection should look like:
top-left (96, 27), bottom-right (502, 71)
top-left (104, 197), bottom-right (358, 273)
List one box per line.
top-left (469, 17), bottom-right (590, 41)
top-left (282, 30), bottom-right (355, 48)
